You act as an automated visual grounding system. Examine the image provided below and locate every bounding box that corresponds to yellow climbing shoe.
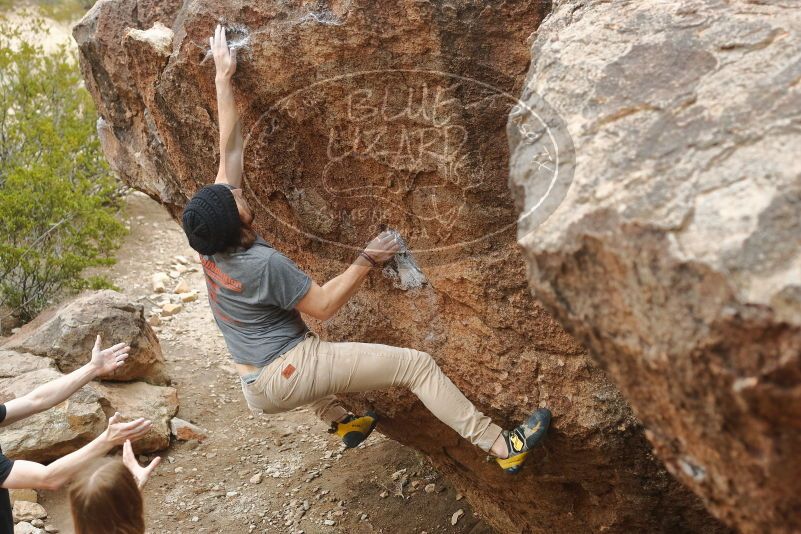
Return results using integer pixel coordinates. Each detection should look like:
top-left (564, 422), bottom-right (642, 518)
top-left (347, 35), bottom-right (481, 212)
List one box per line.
top-left (331, 411), bottom-right (379, 448)
top-left (496, 451), bottom-right (530, 473)
top-left (497, 408), bottom-right (551, 474)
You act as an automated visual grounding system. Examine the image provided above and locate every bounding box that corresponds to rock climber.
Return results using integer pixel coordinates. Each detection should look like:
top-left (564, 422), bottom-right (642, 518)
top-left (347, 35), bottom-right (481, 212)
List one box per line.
top-left (0, 336), bottom-right (155, 534)
top-left (181, 25), bottom-right (551, 474)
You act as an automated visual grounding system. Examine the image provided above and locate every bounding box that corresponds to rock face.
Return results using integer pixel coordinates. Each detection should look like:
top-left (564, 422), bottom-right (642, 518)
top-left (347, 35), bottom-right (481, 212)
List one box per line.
top-left (75, 1), bottom-right (727, 532)
top-left (509, 1), bottom-right (801, 532)
top-left (94, 381), bottom-right (179, 453)
top-left (0, 367), bottom-right (178, 461)
top-left (12, 501), bottom-right (47, 522)
top-left (3, 290), bottom-right (168, 385)
top-left (0, 351), bottom-right (55, 379)
top-left (0, 369), bottom-right (106, 463)
top-left (0, 368), bottom-right (178, 462)
top-left (0, 292), bottom-right (177, 461)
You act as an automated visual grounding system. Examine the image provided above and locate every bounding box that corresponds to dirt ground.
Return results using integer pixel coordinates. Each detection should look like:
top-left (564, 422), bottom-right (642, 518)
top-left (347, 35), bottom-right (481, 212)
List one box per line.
top-left (38, 192), bottom-right (491, 534)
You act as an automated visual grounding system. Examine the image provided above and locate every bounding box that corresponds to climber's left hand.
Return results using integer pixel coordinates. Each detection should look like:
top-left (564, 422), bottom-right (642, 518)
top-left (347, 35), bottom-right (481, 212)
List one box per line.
top-left (210, 24), bottom-right (237, 81)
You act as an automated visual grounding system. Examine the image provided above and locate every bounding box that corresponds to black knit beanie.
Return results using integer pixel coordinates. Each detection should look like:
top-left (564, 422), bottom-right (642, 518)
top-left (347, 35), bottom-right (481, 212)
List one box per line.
top-left (181, 184), bottom-right (241, 255)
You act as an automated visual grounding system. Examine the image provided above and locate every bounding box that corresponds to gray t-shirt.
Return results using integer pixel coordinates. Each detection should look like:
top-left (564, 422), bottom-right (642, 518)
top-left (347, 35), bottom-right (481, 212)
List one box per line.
top-left (201, 236), bottom-right (312, 367)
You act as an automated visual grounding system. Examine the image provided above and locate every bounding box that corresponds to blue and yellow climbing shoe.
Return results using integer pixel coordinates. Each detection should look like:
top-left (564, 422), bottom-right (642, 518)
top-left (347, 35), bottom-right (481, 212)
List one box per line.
top-left (330, 411), bottom-right (379, 448)
top-left (496, 408), bottom-right (551, 474)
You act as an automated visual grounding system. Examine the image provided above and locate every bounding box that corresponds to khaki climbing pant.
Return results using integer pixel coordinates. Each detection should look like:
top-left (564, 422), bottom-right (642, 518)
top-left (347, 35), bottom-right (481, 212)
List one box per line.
top-left (240, 332), bottom-right (503, 452)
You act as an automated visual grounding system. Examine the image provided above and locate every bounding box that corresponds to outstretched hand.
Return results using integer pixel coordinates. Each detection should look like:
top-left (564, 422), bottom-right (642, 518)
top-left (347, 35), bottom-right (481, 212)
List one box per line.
top-left (90, 335), bottom-right (130, 377)
top-left (105, 412), bottom-right (152, 447)
top-left (123, 439), bottom-right (161, 489)
top-left (210, 24), bottom-right (237, 80)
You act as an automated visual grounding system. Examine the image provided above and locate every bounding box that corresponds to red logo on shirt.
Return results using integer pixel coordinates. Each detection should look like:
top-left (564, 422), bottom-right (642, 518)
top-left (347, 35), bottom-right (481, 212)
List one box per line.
top-left (201, 255), bottom-right (243, 325)
top-left (201, 256), bottom-right (243, 292)
top-left (282, 364), bottom-right (296, 379)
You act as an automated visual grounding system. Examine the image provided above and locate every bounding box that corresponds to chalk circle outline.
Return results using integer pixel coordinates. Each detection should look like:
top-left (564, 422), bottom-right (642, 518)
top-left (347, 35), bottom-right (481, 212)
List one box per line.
top-left (243, 68), bottom-right (573, 263)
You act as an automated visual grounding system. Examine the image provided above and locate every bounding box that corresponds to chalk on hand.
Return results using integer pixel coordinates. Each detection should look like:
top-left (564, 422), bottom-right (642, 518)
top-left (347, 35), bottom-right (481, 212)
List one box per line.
top-left (201, 23), bottom-right (251, 64)
top-left (382, 229), bottom-right (426, 290)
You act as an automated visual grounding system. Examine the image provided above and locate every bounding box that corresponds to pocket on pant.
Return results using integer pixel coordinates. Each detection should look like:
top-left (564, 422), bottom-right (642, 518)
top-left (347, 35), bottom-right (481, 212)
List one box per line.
top-left (271, 360), bottom-right (302, 402)
top-left (260, 343), bottom-right (313, 410)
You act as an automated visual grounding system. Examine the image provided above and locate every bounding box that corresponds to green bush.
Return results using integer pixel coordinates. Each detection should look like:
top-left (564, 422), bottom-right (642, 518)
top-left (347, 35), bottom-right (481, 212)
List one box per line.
top-left (0, 1), bottom-right (93, 23)
top-left (0, 20), bottom-right (125, 322)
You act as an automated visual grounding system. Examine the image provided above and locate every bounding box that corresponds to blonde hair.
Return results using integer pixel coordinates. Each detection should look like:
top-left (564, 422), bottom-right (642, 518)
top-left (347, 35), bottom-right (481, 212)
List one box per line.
top-left (70, 458), bottom-right (145, 534)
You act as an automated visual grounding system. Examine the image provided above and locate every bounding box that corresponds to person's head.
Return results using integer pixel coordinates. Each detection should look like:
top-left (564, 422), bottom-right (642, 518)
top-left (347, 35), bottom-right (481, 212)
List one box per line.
top-left (70, 458), bottom-right (144, 534)
top-left (181, 183), bottom-right (256, 255)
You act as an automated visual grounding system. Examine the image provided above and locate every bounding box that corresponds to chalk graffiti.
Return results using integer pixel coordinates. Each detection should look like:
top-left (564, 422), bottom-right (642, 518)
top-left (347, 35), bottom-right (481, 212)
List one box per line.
top-left (243, 68), bottom-right (572, 265)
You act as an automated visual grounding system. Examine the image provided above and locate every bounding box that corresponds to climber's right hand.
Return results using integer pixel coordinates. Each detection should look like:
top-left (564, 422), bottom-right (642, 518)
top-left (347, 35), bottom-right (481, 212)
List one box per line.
top-left (363, 231), bottom-right (401, 264)
top-left (210, 24), bottom-right (237, 81)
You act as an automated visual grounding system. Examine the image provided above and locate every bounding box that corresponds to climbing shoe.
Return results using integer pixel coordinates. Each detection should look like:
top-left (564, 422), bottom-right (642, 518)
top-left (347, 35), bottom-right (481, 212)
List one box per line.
top-left (496, 408), bottom-right (552, 474)
top-left (329, 411), bottom-right (379, 448)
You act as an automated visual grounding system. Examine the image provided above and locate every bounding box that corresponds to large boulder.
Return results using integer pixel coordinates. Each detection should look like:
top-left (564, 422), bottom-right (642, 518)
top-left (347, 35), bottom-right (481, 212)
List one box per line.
top-left (0, 368), bottom-right (178, 461)
top-left (0, 351), bottom-right (55, 379)
top-left (509, 1), bottom-right (801, 532)
top-left (74, 1), bottom-right (726, 532)
top-left (0, 369), bottom-right (106, 463)
top-left (3, 290), bottom-right (168, 385)
top-left (93, 381), bottom-right (179, 453)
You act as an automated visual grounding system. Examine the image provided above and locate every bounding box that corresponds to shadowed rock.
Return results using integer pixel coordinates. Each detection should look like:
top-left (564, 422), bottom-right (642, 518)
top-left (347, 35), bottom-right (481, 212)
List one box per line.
top-left (510, 1), bottom-right (801, 531)
top-left (0, 367), bottom-right (177, 461)
top-left (0, 368), bottom-right (106, 463)
top-left (3, 290), bottom-right (168, 385)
